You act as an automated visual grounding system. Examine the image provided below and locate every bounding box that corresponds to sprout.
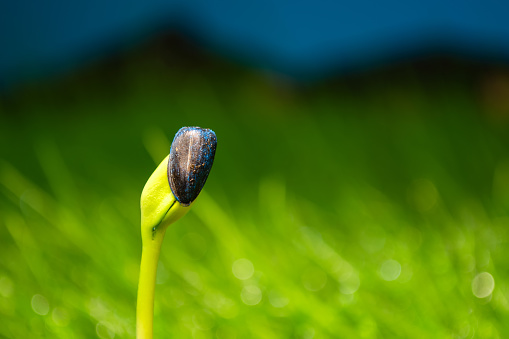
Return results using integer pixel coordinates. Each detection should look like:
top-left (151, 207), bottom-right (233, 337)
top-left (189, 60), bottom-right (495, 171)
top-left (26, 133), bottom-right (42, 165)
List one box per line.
top-left (137, 127), bottom-right (217, 339)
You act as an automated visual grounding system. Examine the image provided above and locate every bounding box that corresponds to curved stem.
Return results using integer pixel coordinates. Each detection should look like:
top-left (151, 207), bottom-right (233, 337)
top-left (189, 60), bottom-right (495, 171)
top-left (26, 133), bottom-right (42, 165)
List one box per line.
top-left (136, 229), bottom-right (166, 339)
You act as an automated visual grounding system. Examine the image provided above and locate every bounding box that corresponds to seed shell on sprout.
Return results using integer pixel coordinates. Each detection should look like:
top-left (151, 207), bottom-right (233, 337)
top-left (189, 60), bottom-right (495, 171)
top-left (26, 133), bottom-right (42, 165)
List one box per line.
top-left (168, 127), bottom-right (217, 206)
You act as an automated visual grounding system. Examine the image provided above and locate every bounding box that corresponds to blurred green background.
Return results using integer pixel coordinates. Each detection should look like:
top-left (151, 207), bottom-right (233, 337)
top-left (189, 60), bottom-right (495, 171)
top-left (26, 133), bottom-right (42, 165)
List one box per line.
top-left (1, 41), bottom-right (509, 338)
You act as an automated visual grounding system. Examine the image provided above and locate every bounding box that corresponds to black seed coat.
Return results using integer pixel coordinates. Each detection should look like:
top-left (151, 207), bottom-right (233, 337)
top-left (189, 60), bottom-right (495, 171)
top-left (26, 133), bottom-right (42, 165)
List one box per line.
top-left (168, 127), bottom-right (217, 206)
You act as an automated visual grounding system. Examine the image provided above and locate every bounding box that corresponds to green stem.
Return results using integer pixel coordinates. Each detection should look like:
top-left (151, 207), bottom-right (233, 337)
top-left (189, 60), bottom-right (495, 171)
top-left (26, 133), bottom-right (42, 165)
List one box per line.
top-left (136, 229), bottom-right (166, 339)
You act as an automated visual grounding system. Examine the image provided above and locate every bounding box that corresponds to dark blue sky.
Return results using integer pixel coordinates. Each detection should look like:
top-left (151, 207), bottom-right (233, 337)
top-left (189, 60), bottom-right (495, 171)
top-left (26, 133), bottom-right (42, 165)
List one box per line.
top-left (1, 0), bottom-right (509, 87)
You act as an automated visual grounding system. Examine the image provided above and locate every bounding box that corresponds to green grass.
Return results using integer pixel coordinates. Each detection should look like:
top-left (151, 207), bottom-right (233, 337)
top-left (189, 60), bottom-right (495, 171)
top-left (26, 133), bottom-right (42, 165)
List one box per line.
top-left (1, 55), bottom-right (509, 338)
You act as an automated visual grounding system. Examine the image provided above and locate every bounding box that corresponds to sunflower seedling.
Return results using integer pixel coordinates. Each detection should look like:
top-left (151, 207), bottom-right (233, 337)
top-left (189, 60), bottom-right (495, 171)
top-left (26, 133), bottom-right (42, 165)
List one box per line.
top-left (137, 127), bottom-right (217, 339)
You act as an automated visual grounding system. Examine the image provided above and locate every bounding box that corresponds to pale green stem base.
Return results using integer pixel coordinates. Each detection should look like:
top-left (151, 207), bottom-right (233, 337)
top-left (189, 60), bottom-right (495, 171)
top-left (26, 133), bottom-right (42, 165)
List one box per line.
top-left (136, 229), bottom-right (166, 339)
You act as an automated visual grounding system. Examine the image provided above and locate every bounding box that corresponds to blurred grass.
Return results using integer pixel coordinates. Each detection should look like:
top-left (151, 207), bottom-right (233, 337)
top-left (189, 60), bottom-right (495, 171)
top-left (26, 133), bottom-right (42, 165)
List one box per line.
top-left (1, 53), bottom-right (509, 338)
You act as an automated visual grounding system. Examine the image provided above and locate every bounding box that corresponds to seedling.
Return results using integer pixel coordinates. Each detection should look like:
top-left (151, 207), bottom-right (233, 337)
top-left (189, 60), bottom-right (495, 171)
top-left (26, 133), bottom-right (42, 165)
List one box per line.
top-left (137, 127), bottom-right (217, 339)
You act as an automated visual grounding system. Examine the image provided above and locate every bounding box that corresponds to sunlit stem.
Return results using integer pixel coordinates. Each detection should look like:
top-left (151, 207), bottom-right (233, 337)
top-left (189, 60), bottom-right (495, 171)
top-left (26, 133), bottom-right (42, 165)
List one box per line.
top-left (136, 228), bottom-right (166, 339)
top-left (137, 155), bottom-right (191, 339)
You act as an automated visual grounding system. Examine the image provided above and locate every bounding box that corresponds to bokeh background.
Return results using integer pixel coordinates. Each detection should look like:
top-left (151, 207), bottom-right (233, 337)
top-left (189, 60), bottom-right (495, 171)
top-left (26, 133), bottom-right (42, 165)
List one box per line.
top-left (2, 1), bottom-right (509, 338)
